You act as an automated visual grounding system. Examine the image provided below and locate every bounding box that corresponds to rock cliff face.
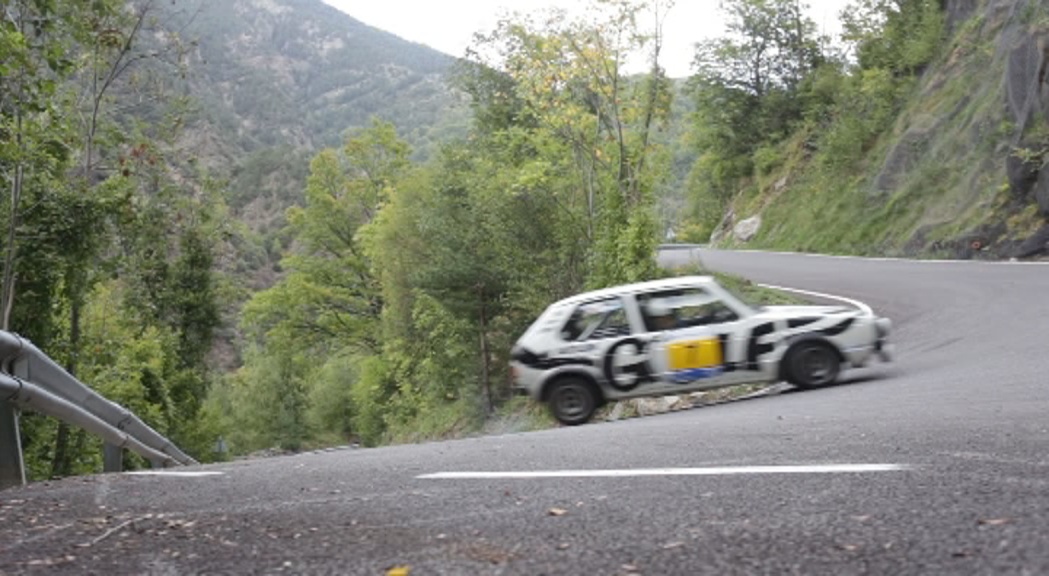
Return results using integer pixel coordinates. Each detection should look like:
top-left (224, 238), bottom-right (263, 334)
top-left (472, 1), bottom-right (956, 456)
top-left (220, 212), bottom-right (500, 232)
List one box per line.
top-left (740, 0), bottom-right (1049, 259)
top-left (974, 0), bottom-right (1049, 256)
top-left (998, 0), bottom-right (1049, 215)
top-left (871, 0), bottom-right (1049, 257)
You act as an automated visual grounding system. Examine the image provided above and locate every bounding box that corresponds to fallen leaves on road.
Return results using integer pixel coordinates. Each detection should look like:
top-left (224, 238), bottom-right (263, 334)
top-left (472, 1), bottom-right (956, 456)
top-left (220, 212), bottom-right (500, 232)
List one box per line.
top-left (548, 507), bottom-right (567, 517)
top-left (661, 541), bottom-right (684, 550)
top-left (79, 515), bottom-right (155, 547)
top-left (386, 565), bottom-right (411, 576)
top-left (462, 542), bottom-right (519, 564)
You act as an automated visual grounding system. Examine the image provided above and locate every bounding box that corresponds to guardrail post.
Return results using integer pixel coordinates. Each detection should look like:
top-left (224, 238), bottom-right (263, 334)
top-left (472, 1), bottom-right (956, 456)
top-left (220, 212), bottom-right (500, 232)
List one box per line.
top-left (103, 443), bottom-right (123, 473)
top-left (1, 354), bottom-right (29, 490)
top-left (0, 404), bottom-right (26, 490)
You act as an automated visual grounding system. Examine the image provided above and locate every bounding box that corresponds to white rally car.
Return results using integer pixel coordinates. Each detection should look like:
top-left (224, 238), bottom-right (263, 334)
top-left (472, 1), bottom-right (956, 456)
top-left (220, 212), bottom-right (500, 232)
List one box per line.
top-left (509, 276), bottom-right (893, 425)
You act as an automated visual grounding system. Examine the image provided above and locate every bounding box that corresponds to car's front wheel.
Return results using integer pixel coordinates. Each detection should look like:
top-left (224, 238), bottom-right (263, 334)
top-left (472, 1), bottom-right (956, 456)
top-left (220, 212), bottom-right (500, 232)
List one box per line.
top-left (786, 341), bottom-right (841, 389)
top-left (547, 377), bottom-right (598, 425)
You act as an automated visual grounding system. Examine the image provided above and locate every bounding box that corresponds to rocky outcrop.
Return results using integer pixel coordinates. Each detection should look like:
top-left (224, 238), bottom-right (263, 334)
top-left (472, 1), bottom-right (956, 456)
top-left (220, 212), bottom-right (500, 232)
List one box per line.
top-left (874, 125), bottom-right (935, 194)
top-left (1001, 1), bottom-right (1049, 214)
top-left (945, 0), bottom-right (981, 32)
top-left (733, 216), bottom-right (762, 242)
top-left (708, 210), bottom-right (734, 245)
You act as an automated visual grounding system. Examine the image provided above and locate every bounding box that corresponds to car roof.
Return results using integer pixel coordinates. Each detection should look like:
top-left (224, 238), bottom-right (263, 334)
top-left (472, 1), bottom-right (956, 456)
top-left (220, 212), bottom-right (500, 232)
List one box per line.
top-left (552, 276), bottom-right (717, 308)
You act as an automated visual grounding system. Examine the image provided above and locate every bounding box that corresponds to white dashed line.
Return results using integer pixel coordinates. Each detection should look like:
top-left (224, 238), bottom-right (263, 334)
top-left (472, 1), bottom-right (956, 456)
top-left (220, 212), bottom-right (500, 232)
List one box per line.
top-left (124, 470), bottom-right (225, 477)
top-left (417, 464), bottom-right (911, 479)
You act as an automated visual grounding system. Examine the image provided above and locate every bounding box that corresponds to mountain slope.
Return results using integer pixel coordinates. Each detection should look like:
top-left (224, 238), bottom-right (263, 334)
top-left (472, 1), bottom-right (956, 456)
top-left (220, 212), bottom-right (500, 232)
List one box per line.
top-left (171, 0), bottom-right (468, 215)
top-left (710, 0), bottom-right (1049, 260)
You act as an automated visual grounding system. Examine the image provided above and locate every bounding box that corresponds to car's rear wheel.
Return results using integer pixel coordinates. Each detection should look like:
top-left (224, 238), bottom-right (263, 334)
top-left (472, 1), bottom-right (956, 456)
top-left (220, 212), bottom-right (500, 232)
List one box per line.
top-left (547, 377), bottom-right (598, 426)
top-left (786, 341), bottom-right (841, 389)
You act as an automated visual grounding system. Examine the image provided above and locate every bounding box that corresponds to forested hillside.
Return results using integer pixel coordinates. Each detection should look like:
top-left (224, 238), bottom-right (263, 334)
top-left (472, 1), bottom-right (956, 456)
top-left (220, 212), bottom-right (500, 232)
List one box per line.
top-left (5, 0), bottom-right (1045, 479)
top-left (171, 0), bottom-right (468, 213)
top-left (677, 0), bottom-right (1049, 259)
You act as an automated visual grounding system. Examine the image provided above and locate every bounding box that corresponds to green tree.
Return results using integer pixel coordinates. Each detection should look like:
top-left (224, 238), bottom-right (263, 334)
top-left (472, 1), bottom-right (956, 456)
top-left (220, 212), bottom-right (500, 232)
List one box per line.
top-left (465, 0), bottom-right (673, 287)
top-left (684, 0), bottom-right (826, 230)
top-left (231, 121), bottom-right (410, 450)
top-left (841, 0), bottom-right (945, 75)
top-left (1, 0), bottom-right (227, 478)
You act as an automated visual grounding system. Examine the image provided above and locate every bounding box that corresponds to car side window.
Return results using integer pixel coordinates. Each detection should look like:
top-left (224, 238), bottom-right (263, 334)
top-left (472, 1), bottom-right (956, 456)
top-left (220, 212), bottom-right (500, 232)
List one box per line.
top-left (560, 298), bottom-right (632, 341)
top-left (679, 300), bottom-right (739, 327)
top-left (638, 288), bottom-right (740, 332)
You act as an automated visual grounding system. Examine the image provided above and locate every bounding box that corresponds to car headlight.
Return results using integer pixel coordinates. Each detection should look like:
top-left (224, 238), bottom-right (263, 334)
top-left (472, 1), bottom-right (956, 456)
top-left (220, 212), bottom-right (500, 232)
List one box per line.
top-left (875, 317), bottom-right (892, 337)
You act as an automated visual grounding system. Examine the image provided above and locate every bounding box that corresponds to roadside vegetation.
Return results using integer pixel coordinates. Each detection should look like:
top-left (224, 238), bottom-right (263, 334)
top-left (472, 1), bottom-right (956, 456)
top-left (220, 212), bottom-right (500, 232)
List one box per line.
top-left (1, 0), bottom-right (224, 477)
top-left (679, 0), bottom-right (1048, 257)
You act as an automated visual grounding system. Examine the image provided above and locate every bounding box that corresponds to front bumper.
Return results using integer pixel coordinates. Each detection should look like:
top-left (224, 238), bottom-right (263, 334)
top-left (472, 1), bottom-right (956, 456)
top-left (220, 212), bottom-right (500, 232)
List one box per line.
top-left (874, 317), bottom-right (893, 362)
top-left (875, 340), bottom-right (894, 362)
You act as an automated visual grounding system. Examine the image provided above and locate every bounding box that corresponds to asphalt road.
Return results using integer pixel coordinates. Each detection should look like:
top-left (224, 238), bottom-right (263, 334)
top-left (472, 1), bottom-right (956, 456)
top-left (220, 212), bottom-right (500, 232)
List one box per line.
top-left (3, 247), bottom-right (1049, 575)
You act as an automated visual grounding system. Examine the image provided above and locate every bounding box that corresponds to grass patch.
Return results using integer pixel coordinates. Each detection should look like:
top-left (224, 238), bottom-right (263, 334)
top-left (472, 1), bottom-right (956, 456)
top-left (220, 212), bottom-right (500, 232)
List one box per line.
top-left (383, 398), bottom-right (484, 445)
top-left (481, 395), bottom-right (557, 435)
top-left (659, 261), bottom-right (807, 306)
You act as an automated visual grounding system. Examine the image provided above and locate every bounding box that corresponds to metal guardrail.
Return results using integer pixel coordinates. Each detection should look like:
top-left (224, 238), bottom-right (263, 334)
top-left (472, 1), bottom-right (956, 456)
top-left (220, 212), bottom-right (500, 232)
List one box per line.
top-left (0, 331), bottom-right (198, 490)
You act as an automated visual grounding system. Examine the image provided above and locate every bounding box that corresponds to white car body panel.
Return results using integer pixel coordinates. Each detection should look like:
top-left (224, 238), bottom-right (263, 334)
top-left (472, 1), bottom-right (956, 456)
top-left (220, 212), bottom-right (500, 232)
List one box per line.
top-left (510, 276), bottom-right (893, 412)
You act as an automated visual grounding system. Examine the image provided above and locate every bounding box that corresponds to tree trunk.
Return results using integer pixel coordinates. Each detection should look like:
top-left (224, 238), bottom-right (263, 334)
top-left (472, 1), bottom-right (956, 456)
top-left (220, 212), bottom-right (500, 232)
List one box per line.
top-left (2, 117), bottom-right (25, 331)
top-left (50, 423), bottom-right (72, 478)
top-left (478, 291), bottom-right (493, 416)
top-left (51, 298), bottom-right (81, 478)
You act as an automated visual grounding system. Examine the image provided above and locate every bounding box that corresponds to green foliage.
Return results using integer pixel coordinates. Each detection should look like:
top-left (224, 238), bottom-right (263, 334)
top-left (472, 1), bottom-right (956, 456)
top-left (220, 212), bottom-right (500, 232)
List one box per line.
top-left (842, 0), bottom-right (946, 75)
top-left (0, 0), bottom-right (227, 479)
top-left (219, 0), bottom-right (674, 456)
top-left (348, 355), bottom-right (391, 447)
top-left (226, 122), bottom-right (412, 451)
top-left (817, 68), bottom-right (906, 168)
top-left (683, 0), bottom-right (967, 258)
top-left (242, 121), bottom-right (407, 355)
top-left (676, 220), bottom-right (714, 244)
top-left (306, 354), bottom-right (359, 445)
top-left (686, 0), bottom-right (829, 228)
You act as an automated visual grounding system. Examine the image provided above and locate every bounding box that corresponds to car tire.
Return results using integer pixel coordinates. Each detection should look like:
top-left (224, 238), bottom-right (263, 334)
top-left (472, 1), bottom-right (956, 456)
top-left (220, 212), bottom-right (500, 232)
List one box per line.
top-left (547, 377), bottom-right (598, 426)
top-left (786, 341), bottom-right (841, 389)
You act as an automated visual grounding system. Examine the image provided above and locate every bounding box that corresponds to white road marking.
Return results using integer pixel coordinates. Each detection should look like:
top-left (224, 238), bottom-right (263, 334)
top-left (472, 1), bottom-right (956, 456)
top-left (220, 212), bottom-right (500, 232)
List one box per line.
top-left (124, 470), bottom-right (225, 477)
top-left (417, 464), bottom-right (910, 479)
top-left (661, 245), bottom-right (1049, 266)
top-left (756, 283), bottom-right (874, 316)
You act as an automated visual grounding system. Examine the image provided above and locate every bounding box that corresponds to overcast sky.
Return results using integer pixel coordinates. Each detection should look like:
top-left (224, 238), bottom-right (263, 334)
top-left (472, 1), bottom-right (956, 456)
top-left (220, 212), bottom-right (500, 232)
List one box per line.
top-left (323, 0), bottom-right (853, 78)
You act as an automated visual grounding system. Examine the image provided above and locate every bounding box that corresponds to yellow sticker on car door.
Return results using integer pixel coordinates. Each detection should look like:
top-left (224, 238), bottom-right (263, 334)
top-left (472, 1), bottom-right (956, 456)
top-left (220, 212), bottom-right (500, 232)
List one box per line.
top-left (667, 338), bottom-right (723, 382)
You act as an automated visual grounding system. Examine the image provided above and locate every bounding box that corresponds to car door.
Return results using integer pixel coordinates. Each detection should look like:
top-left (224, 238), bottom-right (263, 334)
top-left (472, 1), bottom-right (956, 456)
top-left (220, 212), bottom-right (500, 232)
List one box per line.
top-left (637, 287), bottom-right (754, 392)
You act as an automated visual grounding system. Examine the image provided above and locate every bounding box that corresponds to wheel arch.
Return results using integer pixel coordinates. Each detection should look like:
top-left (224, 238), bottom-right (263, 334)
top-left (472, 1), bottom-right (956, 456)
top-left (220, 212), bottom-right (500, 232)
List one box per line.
top-left (778, 335), bottom-right (845, 382)
top-left (540, 371), bottom-right (606, 406)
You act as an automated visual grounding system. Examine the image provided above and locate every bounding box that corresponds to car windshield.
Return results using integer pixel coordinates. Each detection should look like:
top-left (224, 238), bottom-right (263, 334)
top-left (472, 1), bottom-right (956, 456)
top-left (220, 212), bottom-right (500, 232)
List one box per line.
top-left (561, 298), bottom-right (631, 341)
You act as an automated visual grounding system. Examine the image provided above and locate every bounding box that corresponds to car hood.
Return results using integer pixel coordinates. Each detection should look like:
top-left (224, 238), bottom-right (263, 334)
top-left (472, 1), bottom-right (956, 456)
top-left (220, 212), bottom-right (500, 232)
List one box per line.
top-left (754, 305), bottom-right (864, 319)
